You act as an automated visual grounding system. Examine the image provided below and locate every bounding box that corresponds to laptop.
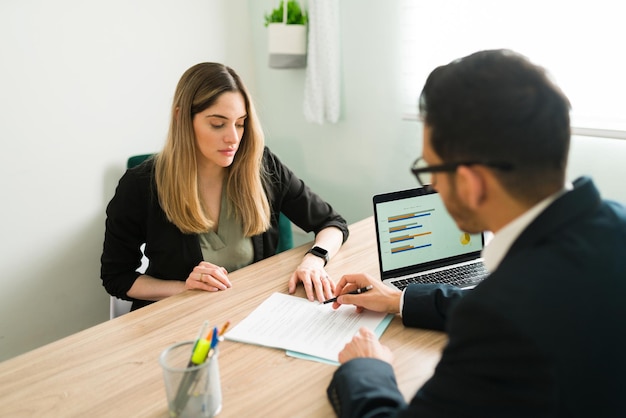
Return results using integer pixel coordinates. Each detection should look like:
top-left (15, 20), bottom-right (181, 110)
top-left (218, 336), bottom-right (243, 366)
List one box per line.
top-left (373, 187), bottom-right (489, 291)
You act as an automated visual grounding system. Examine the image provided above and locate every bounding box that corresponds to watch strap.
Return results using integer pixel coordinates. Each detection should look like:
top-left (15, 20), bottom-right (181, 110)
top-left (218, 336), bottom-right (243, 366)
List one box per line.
top-left (306, 246), bottom-right (329, 266)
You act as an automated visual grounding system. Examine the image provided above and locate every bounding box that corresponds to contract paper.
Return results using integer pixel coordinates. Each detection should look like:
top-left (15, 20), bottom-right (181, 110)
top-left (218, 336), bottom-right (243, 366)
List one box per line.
top-left (224, 292), bottom-right (393, 364)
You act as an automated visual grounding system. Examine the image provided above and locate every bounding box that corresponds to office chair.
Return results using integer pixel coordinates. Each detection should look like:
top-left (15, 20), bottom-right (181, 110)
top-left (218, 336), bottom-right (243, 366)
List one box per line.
top-left (109, 153), bottom-right (294, 319)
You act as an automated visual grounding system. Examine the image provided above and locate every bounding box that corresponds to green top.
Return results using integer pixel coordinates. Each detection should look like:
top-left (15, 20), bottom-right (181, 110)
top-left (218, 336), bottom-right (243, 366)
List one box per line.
top-left (199, 193), bottom-right (253, 272)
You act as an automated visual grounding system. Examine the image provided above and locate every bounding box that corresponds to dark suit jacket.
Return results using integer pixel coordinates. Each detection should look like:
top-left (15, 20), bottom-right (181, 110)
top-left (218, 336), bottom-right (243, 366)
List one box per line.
top-left (328, 177), bottom-right (626, 417)
top-left (101, 147), bottom-right (349, 310)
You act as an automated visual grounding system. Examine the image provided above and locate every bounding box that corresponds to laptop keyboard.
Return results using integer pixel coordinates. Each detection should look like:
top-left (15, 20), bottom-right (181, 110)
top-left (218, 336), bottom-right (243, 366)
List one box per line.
top-left (390, 262), bottom-right (489, 291)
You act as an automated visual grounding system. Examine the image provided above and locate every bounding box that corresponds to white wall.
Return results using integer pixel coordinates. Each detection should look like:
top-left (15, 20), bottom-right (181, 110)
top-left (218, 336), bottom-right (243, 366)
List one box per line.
top-left (0, 0), bottom-right (254, 361)
top-left (2, 0), bottom-right (625, 362)
top-left (568, 135), bottom-right (626, 202)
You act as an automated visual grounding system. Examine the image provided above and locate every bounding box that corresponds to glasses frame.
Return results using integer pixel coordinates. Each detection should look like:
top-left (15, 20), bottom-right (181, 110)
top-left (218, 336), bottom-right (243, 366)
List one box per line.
top-left (410, 157), bottom-right (514, 187)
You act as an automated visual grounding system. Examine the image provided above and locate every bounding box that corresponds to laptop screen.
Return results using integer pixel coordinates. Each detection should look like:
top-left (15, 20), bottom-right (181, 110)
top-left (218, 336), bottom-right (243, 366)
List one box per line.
top-left (373, 187), bottom-right (484, 278)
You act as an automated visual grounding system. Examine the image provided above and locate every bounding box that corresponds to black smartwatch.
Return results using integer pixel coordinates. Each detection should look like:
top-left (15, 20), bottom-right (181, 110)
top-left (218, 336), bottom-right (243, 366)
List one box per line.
top-left (306, 246), bottom-right (329, 266)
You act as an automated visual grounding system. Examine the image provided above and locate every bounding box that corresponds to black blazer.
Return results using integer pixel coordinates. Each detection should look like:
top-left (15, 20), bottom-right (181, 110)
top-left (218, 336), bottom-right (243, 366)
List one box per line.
top-left (328, 177), bottom-right (626, 417)
top-left (101, 147), bottom-right (349, 310)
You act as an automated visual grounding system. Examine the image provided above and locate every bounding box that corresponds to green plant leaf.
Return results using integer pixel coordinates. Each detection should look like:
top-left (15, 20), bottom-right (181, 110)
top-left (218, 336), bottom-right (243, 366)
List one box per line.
top-left (264, 0), bottom-right (308, 27)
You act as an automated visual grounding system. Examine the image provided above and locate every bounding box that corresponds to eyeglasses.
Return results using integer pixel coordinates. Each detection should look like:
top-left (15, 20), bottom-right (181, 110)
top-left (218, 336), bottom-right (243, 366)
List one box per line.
top-left (410, 157), bottom-right (514, 187)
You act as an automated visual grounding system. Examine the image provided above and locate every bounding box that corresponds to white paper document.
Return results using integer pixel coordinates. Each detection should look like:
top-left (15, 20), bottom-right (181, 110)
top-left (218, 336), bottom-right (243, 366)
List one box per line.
top-left (224, 292), bottom-right (392, 363)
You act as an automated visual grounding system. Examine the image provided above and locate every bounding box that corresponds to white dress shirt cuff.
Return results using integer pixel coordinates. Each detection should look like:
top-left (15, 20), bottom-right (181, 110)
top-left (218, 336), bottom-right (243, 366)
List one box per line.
top-left (399, 288), bottom-right (406, 317)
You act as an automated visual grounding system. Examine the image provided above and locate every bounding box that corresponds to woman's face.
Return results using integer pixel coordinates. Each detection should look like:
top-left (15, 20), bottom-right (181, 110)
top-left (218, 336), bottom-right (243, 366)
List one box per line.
top-left (193, 91), bottom-right (247, 170)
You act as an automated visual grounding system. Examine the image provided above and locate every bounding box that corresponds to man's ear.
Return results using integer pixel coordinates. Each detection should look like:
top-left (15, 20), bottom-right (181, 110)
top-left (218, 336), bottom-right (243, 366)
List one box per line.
top-left (456, 165), bottom-right (486, 209)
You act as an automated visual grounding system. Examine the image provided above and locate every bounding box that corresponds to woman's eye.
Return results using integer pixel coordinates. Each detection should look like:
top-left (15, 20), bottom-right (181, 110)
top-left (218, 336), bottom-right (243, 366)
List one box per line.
top-left (211, 124), bottom-right (224, 129)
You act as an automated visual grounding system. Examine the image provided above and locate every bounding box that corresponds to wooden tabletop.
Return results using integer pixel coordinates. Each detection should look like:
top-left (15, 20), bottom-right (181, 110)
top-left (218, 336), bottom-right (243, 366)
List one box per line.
top-left (0, 217), bottom-right (446, 417)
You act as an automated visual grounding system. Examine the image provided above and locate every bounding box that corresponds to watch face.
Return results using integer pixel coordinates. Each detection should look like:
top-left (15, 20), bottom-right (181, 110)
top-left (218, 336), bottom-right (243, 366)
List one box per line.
top-left (312, 246), bottom-right (328, 257)
top-left (308, 246), bottom-right (329, 265)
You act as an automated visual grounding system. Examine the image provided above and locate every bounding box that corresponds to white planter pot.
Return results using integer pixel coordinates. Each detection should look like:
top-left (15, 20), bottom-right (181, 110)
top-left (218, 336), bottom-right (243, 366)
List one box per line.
top-left (267, 23), bottom-right (307, 68)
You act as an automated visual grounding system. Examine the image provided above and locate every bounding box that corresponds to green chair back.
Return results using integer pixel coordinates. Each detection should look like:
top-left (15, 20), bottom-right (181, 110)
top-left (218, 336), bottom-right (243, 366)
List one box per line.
top-left (127, 153), bottom-right (155, 169)
top-left (275, 212), bottom-right (294, 253)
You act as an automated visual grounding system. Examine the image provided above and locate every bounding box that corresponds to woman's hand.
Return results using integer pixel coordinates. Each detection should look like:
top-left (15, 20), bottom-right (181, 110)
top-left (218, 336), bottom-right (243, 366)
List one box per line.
top-left (288, 257), bottom-right (335, 302)
top-left (338, 327), bottom-right (394, 365)
top-left (186, 261), bottom-right (232, 292)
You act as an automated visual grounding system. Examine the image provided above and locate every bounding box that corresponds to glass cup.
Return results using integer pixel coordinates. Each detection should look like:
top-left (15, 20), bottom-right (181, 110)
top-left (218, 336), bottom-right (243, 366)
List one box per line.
top-left (159, 340), bottom-right (222, 418)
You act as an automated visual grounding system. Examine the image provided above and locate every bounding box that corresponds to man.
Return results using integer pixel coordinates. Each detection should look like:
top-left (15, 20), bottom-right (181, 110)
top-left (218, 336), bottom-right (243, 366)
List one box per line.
top-left (327, 49), bottom-right (626, 417)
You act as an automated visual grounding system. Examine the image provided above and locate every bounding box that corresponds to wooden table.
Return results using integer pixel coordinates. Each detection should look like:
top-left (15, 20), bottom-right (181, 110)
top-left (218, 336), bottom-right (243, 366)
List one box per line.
top-left (0, 217), bottom-right (447, 417)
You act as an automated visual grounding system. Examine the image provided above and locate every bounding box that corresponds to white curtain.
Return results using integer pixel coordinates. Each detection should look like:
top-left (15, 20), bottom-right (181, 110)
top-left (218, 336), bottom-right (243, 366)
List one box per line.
top-left (303, 0), bottom-right (340, 124)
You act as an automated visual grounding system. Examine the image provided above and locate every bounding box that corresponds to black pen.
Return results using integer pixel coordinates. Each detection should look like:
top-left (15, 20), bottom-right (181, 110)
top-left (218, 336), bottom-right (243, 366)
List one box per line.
top-left (323, 285), bottom-right (374, 304)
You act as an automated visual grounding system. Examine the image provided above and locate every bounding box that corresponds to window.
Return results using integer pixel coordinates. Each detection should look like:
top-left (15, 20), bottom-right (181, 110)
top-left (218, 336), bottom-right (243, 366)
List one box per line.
top-left (400, 0), bottom-right (626, 139)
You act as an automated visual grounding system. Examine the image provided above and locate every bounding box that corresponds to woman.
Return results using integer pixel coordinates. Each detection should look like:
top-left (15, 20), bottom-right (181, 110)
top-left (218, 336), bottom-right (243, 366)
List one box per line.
top-left (101, 63), bottom-right (348, 311)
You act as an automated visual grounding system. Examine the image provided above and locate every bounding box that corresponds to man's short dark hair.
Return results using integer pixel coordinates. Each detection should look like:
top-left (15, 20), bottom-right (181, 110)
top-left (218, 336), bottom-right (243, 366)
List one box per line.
top-left (419, 49), bottom-right (571, 203)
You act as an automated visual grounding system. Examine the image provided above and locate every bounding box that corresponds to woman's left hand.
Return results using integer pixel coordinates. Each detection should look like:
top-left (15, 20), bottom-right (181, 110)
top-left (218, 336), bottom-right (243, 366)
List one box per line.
top-left (288, 258), bottom-right (335, 302)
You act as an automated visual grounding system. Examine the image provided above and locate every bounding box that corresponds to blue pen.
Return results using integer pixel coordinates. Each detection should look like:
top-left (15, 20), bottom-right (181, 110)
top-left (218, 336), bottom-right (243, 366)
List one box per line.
top-left (206, 326), bottom-right (219, 360)
top-left (211, 327), bottom-right (219, 347)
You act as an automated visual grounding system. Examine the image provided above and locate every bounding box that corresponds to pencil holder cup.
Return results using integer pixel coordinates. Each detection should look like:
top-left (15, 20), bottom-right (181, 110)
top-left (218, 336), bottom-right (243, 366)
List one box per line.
top-left (159, 341), bottom-right (222, 418)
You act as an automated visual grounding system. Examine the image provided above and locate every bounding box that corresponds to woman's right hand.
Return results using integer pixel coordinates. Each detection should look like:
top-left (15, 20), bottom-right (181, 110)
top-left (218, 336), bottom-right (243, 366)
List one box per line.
top-left (186, 261), bottom-right (232, 292)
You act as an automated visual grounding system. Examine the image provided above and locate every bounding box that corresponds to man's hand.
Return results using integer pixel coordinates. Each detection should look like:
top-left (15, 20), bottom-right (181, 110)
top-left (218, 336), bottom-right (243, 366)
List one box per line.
top-left (338, 327), bottom-right (394, 364)
top-left (332, 273), bottom-right (402, 314)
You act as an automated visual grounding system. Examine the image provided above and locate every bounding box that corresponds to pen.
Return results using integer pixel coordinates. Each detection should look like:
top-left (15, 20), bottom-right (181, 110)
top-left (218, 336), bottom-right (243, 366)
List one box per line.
top-left (206, 326), bottom-right (219, 360)
top-left (218, 321), bottom-right (230, 337)
top-left (210, 327), bottom-right (219, 348)
top-left (173, 321), bottom-right (210, 415)
top-left (323, 285), bottom-right (374, 304)
top-left (188, 320), bottom-right (210, 365)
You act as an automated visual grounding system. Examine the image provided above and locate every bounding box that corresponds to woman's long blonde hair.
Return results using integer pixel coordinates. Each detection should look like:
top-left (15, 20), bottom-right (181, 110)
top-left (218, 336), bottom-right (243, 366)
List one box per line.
top-left (154, 63), bottom-right (271, 235)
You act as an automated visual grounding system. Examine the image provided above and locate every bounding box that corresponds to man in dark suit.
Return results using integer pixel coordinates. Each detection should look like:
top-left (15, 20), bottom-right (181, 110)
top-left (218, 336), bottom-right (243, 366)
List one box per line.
top-left (327, 49), bottom-right (626, 417)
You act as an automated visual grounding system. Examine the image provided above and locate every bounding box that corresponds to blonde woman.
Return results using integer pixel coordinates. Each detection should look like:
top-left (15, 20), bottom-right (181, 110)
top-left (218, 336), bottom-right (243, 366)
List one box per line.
top-left (101, 63), bottom-right (348, 311)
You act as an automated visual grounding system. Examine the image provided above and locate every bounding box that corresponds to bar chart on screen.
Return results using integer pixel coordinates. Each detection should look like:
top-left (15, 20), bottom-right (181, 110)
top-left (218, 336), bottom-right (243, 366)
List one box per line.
top-left (374, 189), bottom-right (483, 273)
top-left (386, 208), bottom-right (435, 256)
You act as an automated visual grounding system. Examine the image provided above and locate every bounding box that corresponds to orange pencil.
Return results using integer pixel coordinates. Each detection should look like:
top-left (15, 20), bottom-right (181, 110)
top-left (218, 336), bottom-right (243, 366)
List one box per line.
top-left (218, 321), bottom-right (231, 336)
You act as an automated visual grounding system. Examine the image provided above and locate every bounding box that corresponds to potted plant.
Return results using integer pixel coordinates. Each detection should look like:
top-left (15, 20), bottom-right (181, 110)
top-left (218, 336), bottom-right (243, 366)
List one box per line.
top-left (264, 0), bottom-right (308, 69)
